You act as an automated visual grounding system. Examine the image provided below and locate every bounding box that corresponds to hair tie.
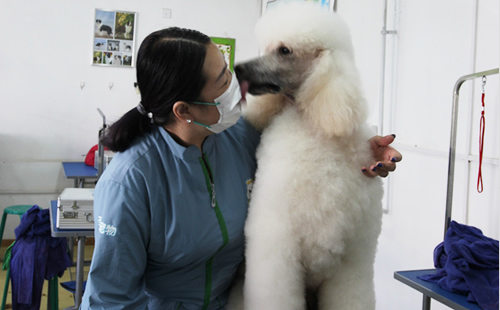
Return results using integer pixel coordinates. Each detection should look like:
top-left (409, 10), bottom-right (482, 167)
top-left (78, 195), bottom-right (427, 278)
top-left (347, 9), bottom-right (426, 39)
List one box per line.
top-left (136, 102), bottom-right (154, 121)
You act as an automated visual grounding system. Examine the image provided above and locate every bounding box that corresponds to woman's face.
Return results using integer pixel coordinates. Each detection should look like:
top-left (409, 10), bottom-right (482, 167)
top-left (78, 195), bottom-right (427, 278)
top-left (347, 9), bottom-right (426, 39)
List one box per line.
top-left (201, 43), bottom-right (232, 101)
top-left (191, 43), bottom-right (232, 126)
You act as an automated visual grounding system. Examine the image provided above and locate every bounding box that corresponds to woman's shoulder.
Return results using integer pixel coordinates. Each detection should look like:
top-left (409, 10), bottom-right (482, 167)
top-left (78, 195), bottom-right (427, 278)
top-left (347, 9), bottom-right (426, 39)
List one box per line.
top-left (101, 129), bottom-right (165, 183)
top-left (222, 117), bottom-right (261, 148)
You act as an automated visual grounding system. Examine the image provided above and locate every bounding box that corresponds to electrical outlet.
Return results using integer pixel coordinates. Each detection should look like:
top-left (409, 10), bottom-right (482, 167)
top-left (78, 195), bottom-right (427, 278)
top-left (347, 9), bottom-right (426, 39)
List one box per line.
top-left (162, 8), bottom-right (172, 19)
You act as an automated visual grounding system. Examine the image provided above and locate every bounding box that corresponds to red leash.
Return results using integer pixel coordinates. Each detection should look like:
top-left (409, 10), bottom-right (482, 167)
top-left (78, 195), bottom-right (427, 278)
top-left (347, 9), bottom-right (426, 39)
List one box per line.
top-left (477, 77), bottom-right (486, 193)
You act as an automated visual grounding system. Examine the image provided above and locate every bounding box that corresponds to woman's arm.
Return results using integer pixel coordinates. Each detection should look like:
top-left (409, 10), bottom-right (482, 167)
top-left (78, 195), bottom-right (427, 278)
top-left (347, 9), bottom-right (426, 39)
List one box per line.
top-left (81, 180), bottom-right (150, 309)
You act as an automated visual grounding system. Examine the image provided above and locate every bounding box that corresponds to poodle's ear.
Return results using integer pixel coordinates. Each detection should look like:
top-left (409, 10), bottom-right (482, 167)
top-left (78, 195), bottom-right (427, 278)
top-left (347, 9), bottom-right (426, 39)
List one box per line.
top-left (242, 93), bottom-right (287, 131)
top-left (297, 50), bottom-right (367, 138)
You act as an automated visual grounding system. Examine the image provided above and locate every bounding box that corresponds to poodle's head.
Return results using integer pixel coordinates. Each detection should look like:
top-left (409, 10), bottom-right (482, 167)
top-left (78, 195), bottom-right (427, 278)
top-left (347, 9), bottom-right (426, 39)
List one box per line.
top-left (235, 3), bottom-right (367, 137)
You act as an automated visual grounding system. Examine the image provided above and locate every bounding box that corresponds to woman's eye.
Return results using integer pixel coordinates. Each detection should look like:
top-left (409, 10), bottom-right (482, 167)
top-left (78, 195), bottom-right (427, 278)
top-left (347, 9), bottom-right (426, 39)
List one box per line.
top-left (224, 70), bottom-right (231, 86)
top-left (279, 46), bottom-right (292, 55)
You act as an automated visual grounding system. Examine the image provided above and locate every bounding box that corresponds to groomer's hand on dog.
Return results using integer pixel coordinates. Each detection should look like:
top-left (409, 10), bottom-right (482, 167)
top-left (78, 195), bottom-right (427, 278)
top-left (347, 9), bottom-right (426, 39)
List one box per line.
top-left (362, 134), bottom-right (402, 178)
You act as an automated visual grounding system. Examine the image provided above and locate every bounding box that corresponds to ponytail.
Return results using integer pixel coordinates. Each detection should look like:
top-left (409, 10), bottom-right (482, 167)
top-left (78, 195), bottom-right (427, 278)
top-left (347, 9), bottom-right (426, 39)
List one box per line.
top-left (100, 107), bottom-right (154, 152)
top-left (102, 27), bottom-right (211, 152)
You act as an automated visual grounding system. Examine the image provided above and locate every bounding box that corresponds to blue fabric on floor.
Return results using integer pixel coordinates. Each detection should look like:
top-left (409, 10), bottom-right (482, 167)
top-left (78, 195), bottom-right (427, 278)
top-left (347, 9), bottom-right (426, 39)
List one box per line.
top-left (419, 221), bottom-right (499, 310)
top-left (10, 205), bottom-right (72, 310)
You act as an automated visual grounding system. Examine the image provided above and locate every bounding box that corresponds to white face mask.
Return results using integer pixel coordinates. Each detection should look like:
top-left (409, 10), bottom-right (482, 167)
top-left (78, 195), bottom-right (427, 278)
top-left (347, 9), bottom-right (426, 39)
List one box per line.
top-left (191, 73), bottom-right (242, 133)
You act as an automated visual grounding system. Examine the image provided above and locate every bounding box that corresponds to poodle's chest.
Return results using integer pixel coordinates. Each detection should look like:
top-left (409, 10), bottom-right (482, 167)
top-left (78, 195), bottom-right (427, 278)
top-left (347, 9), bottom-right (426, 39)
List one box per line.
top-left (252, 107), bottom-right (382, 237)
top-left (256, 109), bottom-right (372, 171)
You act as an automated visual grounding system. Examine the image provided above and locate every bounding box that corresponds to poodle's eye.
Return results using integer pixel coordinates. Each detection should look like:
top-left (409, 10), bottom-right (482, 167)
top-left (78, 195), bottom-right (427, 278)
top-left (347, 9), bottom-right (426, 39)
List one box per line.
top-left (278, 46), bottom-right (292, 55)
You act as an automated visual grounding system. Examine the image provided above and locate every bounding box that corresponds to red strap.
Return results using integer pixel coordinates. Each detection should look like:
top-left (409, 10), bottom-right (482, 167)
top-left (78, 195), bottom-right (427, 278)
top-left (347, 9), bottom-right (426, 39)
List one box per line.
top-left (477, 92), bottom-right (485, 193)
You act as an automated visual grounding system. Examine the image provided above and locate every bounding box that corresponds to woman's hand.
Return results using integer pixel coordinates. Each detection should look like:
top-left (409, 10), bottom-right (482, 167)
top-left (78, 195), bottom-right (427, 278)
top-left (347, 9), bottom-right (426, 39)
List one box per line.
top-left (362, 134), bottom-right (402, 178)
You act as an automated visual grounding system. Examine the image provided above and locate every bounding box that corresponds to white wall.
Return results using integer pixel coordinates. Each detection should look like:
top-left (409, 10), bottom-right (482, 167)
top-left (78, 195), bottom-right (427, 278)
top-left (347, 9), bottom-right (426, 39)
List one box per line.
top-left (336, 0), bottom-right (499, 309)
top-left (0, 1), bottom-right (498, 309)
top-left (0, 0), bottom-right (261, 238)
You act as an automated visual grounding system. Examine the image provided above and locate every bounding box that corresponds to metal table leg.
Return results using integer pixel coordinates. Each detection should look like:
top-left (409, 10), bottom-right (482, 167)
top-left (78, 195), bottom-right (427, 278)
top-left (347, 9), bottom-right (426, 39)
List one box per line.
top-left (63, 236), bottom-right (86, 310)
top-left (423, 294), bottom-right (431, 310)
top-left (75, 236), bottom-right (86, 308)
top-left (68, 237), bottom-right (75, 263)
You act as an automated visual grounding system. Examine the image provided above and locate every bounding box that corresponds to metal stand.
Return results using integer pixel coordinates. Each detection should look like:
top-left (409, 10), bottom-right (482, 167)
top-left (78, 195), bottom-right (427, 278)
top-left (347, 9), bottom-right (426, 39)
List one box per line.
top-left (74, 237), bottom-right (86, 309)
top-left (443, 68), bottom-right (499, 238)
top-left (395, 68), bottom-right (499, 310)
top-left (62, 237), bottom-right (88, 310)
top-left (97, 108), bottom-right (107, 180)
top-left (422, 295), bottom-right (431, 310)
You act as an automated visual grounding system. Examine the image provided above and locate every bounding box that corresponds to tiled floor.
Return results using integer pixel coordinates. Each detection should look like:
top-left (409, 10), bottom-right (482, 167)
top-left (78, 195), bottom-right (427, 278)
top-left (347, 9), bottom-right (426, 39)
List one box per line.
top-left (0, 244), bottom-right (94, 310)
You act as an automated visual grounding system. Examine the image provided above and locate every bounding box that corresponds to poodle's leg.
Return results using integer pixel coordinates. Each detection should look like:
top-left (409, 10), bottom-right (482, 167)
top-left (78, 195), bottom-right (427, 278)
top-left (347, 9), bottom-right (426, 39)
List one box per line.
top-left (317, 243), bottom-right (377, 310)
top-left (244, 209), bottom-right (305, 310)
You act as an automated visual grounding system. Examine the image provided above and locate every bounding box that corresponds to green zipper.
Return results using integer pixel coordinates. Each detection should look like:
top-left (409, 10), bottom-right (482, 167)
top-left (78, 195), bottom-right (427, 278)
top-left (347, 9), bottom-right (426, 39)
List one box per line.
top-left (199, 153), bottom-right (229, 310)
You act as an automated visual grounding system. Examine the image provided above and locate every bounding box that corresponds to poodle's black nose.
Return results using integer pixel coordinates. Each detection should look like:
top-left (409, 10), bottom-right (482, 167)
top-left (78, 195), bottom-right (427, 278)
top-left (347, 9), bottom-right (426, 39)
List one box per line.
top-left (234, 64), bottom-right (246, 79)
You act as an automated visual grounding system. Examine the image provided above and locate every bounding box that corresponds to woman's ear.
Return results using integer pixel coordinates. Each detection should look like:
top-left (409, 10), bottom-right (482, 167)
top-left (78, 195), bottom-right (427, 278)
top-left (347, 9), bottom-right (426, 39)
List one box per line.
top-left (171, 101), bottom-right (192, 122)
top-left (297, 50), bottom-right (367, 138)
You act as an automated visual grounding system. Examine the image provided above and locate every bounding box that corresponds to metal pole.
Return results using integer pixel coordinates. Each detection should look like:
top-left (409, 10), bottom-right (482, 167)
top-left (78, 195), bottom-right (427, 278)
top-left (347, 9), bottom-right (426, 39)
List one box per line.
top-left (379, 0), bottom-right (398, 136)
top-left (444, 68), bottom-right (499, 238)
top-left (422, 294), bottom-right (431, 310)
top-left (74, 236), bottom-right (86, 309)
top-left (379, 0), bottom-right (389, 136)
top-left (97, 108), bottom-right (107, 180)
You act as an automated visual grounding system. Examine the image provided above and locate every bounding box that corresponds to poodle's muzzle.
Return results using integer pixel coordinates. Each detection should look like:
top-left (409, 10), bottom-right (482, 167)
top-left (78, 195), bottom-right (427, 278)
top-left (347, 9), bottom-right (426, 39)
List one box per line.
top-left (235, 47), bottom-right (318, 99)
top-left (235, 56), bottom-right (283, 96)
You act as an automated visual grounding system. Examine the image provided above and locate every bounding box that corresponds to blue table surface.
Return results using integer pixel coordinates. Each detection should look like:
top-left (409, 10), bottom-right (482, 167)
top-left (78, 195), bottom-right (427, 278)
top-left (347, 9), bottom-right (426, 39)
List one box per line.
top-left (62, 162), bottom-right (97, 178)
top-left (394, 269), bottom-right (483, 310)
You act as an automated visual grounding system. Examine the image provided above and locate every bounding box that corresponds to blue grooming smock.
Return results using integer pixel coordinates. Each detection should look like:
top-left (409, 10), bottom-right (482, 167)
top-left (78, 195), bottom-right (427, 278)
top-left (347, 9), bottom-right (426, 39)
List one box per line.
top-left (80, 118), bottom-right (260, 310)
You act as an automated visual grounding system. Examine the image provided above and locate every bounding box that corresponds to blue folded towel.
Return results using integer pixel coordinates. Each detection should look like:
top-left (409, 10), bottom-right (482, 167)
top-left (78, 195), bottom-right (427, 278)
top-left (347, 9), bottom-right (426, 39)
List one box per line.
top-left (419, 221), bottom-right (499, 310)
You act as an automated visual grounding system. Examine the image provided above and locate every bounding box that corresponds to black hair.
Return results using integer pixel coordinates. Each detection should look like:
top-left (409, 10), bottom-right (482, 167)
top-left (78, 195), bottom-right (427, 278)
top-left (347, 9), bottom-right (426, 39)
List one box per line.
top-left (101, 27), bottom-right (211, 152)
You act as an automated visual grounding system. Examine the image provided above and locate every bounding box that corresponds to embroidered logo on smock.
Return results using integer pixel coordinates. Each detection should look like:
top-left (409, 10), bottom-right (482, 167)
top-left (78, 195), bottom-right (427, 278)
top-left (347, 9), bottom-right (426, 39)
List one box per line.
top-left (246, 178), bottom-right (254, 202)
top-left (97, 216), bottom-right (117, 236)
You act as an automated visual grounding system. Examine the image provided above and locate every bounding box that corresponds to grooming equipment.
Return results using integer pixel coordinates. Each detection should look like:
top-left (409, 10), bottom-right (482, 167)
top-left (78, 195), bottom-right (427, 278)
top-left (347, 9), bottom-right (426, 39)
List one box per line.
top-left (56, 188), bottom-right (95, 229)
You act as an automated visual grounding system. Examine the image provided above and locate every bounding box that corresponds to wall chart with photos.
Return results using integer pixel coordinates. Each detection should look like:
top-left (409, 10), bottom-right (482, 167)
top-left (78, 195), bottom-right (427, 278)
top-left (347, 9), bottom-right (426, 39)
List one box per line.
top-left (93, 9), bottom-right (137, 67)
top-left (211, 37), bottom-right (236, 72)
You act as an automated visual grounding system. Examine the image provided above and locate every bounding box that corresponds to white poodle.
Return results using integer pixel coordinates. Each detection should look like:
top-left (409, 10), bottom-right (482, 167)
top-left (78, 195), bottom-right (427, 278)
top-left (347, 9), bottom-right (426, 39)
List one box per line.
top-left (230, 3), bottom-right (384, 310)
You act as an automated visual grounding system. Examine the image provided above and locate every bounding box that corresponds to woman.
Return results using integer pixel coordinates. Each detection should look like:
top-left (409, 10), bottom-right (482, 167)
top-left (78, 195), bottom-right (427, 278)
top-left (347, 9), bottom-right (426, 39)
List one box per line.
top-left (80, 27), bottom-right (401, 310)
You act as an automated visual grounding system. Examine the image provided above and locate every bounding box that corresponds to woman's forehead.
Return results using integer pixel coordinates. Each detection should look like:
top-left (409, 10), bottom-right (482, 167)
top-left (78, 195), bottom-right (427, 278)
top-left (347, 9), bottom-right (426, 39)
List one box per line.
top-left (203, 43), bottom-right (226, 82)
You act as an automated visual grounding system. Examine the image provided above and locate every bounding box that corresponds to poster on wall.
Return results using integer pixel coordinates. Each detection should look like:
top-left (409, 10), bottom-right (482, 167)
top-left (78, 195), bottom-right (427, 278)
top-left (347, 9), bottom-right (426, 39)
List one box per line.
top-left (93, 9), bottom-right (137, 67)
top-left (211, 37), bottom-right (236, 73)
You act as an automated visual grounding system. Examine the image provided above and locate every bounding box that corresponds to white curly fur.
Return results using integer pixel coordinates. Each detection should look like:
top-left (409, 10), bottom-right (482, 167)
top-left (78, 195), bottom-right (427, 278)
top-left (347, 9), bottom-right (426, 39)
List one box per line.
top-left (227, 3), bottom-right (384, 310)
